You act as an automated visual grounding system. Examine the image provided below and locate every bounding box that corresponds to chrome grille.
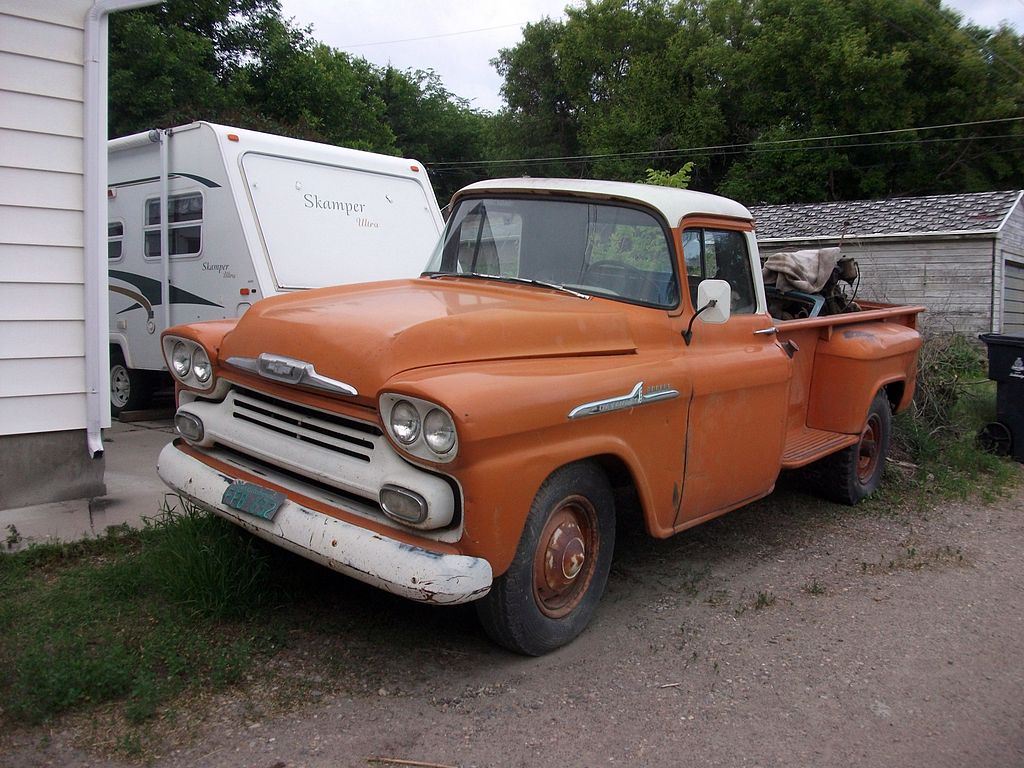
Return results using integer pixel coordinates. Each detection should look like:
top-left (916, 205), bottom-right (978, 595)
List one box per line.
top-left (229, 387), bottom-right (381, 463)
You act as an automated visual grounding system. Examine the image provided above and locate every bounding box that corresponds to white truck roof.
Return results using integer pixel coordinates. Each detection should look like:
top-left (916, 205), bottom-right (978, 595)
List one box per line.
top-left (454, 177), bottom-right (753, 227)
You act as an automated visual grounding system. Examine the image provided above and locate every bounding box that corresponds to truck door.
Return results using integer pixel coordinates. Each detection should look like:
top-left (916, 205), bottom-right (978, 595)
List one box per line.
top-left (675, 225), bottom-right (792, 524)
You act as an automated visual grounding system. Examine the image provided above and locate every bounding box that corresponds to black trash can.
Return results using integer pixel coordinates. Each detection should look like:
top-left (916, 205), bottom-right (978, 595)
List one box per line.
top-left (979, 333), bottom-right (1024, 462)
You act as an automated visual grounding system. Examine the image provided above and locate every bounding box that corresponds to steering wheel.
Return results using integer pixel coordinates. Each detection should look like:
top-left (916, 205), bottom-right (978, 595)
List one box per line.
top-left (583, 260), bottom-right (640, 282)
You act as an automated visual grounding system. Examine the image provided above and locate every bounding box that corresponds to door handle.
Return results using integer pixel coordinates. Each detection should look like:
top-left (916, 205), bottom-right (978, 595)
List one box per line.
top-left (753, 326), bottom-right (779, 336)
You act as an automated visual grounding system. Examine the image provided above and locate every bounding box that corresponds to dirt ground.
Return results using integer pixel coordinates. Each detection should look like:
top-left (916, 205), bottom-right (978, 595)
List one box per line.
top-left (7, 468), bottom-right (1024, 768)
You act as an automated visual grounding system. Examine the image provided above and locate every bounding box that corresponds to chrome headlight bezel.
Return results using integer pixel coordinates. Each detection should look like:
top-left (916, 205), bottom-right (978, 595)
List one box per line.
top-left (162, 335), bottom-right (216, 391)
top-left (380, 394), bottom-right (459, 463)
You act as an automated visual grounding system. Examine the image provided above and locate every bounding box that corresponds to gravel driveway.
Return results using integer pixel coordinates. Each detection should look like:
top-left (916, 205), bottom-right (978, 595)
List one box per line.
top-left (10, 470), bottom-right (1024, 768)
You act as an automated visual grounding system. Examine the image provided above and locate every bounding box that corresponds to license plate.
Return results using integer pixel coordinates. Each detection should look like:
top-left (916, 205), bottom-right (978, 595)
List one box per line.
top-left (221, 481), bottom-right (285, 521)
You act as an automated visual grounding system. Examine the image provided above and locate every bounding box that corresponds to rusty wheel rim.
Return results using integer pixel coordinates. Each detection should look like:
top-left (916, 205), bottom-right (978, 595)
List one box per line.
top-left (533, 495), bottom-right (599, 619)
top-left (857, 413), bottom-right (882, 484)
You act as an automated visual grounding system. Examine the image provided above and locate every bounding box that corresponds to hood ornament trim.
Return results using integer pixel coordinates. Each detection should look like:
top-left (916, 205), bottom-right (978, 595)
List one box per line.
top-left (226, 353), bottom-right (358, 397)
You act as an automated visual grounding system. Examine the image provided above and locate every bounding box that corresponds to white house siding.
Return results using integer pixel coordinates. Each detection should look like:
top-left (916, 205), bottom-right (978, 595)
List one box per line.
top-left (0, 1), bottom-right (90, 436)
top-left (0, 0), bottom-right (105, 507)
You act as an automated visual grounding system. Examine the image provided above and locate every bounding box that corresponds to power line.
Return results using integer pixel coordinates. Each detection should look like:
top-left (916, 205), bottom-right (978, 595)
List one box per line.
top-left (425, 116), bottom-right (1024, 169)
top-left (340, 21), bottom-right (538, 49)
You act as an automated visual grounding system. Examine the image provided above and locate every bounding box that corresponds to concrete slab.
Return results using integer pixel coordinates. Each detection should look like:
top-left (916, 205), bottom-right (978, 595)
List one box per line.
top-left (0, 417), bottom-right (176, 552)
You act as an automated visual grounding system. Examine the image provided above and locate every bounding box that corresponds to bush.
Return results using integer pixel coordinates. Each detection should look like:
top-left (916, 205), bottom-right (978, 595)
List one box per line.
top-left (890, 333), bottom-right (1017, 501)
top-left (910, 334), bottom-right (986, 431)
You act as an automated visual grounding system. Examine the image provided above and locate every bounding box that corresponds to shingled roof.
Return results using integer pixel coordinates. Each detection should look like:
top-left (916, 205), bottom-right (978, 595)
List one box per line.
top-left (751, 190), bottom-right (1022, 241)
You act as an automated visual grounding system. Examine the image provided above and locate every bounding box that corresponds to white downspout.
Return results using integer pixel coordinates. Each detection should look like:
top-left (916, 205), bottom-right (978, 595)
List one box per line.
top-left (159, 128), bottom-right (171, 332)
top-left (83, 0), bottom-right (161, 458)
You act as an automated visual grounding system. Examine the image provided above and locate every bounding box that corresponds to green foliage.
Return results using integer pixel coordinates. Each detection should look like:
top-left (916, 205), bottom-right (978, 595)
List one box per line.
top-left (108, 0), bottom-right (489, 189)
top-left (0, 501), bottom-right (286, 726)
top-left (641, 163), bottom-right (694, 188)
top-left (493, 0), bottom-right (1024, 199)
top-left (888, 335), bottom-right (1018, 504)
top-left (108, 0), bottom-right (1024, 202)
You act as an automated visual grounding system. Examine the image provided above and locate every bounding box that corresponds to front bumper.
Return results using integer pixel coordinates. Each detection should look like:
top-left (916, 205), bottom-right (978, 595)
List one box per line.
top-left (157, 441), bottom-right (492, 604)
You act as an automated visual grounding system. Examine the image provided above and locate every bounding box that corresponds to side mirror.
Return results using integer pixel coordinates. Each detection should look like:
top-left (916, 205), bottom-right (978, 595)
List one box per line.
top-left (682, 279), bottom-right (732, 345)
top-left (696, 279), bottom-right (732, 324)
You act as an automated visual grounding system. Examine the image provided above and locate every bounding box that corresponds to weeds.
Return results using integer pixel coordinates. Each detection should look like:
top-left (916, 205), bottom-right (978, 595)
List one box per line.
top-left (0, 499), bottom-right (290, 730)
top-left (802, 579), bottom-right (827, 596)
top-left (887, 334), bottom-right (1019, 505)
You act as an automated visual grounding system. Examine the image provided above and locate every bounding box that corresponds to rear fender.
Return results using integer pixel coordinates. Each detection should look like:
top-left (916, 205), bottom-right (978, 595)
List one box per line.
top-left (806, 323), bottom-right (921, 433)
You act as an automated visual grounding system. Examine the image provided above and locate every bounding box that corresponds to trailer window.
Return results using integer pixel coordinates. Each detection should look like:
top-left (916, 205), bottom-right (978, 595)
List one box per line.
top-left (108, 221), bottom-right (124, 260)
top-left (144, 192), bottom-right (203, 258)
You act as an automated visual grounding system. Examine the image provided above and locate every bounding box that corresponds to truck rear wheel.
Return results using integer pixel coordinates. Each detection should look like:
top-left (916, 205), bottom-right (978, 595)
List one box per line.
top-left (110, 350), bottom-right (151, 416)
top-left (812, 390), bottom-right (892, 505)
top-left (476, 461), bottom-right (615, 656)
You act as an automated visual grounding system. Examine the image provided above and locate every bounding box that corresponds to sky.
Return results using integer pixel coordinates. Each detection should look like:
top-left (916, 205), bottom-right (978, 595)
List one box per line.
top-left (278, 0), bottom-right (1024, 113)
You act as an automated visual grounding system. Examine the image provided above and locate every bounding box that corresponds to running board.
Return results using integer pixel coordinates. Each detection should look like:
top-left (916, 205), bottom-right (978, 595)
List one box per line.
top-left (781, 428), bottom-right (859, 469)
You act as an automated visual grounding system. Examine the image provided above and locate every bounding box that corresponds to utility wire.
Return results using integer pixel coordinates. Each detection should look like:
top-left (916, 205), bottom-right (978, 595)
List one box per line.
top-left (341, 21), bottom-right (543, 49)
top-left (425, 116), bottom-right (1024, 169)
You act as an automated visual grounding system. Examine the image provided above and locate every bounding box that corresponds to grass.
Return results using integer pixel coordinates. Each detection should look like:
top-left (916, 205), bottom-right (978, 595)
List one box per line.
top-left (0, 499), bottom-right (292, 732)
top-left (884, 334), bottom-right (1020, 506)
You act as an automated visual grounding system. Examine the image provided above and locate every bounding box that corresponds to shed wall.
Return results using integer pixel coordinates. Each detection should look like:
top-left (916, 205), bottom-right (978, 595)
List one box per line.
top-left (759, 238), bottom-right (996, 337)
top-left (999, 201), bottom-right (1024, 334)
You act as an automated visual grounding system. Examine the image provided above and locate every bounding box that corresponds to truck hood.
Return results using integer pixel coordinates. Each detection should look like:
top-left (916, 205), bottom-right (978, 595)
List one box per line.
top-left (219, 278), bottom-right (637, 397)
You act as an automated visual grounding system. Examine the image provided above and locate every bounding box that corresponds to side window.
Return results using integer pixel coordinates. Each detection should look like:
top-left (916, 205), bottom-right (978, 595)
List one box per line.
top-left (144, 192), bottom-right (203, 258)
top-left (682, 227), bottom-right (756, 314)
top-left (107, 221), bottom-right (124, 260)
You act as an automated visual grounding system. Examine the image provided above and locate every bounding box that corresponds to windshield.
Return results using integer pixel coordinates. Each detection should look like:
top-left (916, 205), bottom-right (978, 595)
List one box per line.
top-left (424, 196), bottom-right (679, 308)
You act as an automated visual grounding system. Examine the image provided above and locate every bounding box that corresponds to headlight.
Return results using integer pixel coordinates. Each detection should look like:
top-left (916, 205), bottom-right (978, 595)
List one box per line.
top-left (192, 347), bottom-right (212, 383)
top-left (171, 341), bottom-right (192, 378)
top-left (163, 335), bottom-right (216, 391)
top-left (380, 394), bottom-right (459, 462)
top-left (390, 400), bottom-right (421, 444)
top-left (423, 408), bottom-right (456, 454)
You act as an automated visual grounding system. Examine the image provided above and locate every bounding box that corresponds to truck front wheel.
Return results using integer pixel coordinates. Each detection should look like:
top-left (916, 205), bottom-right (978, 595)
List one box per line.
top-left (476, 461), bottom-right (615, 656)
top-left (814, 390), bottom-right (892, 505)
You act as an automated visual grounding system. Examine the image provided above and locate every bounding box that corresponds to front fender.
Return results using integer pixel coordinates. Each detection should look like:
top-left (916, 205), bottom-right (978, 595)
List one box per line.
top-left (383, 356), bottom-right (689, 576)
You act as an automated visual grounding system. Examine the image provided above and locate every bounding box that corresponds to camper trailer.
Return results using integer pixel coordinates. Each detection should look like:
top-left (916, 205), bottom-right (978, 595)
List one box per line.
top-left (107, 122), bottom-right (444, 413)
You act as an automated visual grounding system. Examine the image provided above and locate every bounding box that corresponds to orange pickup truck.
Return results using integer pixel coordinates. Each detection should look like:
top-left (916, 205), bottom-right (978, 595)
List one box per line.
top-left (157, 178), bottom-right (922, 655)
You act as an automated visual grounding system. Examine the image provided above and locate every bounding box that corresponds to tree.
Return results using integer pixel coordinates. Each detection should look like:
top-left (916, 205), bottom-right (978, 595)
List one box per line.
top-left (108, 0), bottom-right (489, 196)
top-left (492, 0), bottom-right (1024, 202)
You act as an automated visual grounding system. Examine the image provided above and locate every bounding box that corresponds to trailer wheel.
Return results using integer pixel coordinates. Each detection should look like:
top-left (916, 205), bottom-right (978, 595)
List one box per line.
top-left (110, 350), bottom-right (151, 416)
top-left (476, 461), bottom-right (615, 656)
top-left (812, 391), bottom-right (892, 506)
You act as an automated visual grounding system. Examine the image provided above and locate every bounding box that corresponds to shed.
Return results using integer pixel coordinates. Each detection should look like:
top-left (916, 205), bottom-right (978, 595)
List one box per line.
top-left (0, 0), bottom-right (158, 509)
top-left (751, 190), bottom-right (1024, 336)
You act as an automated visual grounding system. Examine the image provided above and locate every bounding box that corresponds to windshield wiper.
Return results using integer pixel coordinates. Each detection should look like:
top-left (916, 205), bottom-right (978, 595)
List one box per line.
top-left (426, 272), bottom-right (591, 300)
